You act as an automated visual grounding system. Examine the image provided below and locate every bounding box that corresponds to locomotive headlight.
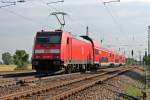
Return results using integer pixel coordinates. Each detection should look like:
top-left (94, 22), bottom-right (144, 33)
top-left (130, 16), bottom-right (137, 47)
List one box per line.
top-left (50, 49), bottom-right (60, 53)
top-left (34, 49), bottom-right (44, 54)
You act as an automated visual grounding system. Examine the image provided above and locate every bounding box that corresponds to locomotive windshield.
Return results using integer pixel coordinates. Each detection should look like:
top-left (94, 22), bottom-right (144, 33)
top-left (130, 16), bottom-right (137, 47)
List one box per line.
top-left (36, 32), bottom-right (61, 44)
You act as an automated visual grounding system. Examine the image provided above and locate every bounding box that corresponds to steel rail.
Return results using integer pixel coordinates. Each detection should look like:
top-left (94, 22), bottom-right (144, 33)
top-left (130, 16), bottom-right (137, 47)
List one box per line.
top-left (51, 67), bottom-right (134, 100)
top-left (0, 72), bottom-right (81, 87)
top-left (0, 66), bottom-right (134, 100)
top-left (0, 72), bottom-right (110, 100)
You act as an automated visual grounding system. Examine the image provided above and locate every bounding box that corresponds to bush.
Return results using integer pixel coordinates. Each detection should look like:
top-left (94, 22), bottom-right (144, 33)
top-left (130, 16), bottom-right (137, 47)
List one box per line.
top-left (2, 52), bottom-right (13, 65)
top-left (143, 55), bottom-right (150, 65)
top-left (13, 50), bottom-right (29, 69)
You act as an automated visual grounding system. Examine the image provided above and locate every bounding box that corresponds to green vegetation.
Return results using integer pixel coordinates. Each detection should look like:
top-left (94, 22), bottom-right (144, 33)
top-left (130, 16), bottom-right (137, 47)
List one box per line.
top-left (146, 66), bottom-right (150, 86)
top-left (126, 58), bottom-right (137, 65)
top-left (0, 65), bottom-right (32, 71)
top-left (143, 55), bottom-right (150, 65)
top-left (13, 50), bottom-right (29, 69)
top-left (0, 50), bottom-right (30, 71)
top-left (147, 66), bottom-right (150, 76)
top-left (2, 52), bottom-right (13, 65)
top-left (127, 85), bottom-right (143, 98)
top-left (0, 61), bottom-right (2, 64)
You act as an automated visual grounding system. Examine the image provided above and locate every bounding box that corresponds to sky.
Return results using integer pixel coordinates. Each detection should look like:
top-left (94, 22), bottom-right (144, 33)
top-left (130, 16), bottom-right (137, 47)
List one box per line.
top-left (0, 0), bottom-right (149, 61)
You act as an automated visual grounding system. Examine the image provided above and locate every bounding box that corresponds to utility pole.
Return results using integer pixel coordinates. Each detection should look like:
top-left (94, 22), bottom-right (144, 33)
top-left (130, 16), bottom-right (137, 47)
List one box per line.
top-left (139, 51), bottom-right (142, 65)
top-left (145, 48), bottom-right (147, 57)
top-left (148, 26), bottom-right (150, 56)
top-left (131, 49), bottom-right (134, 65)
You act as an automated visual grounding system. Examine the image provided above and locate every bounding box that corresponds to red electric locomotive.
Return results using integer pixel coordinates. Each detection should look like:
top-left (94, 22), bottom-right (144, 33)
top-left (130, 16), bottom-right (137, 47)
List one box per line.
top-left (32, 11), bottom-right (126, 73)
top-left (32, 30), bottom-right (101, 73)
top-left (32, 29), bottom-right (126, 73)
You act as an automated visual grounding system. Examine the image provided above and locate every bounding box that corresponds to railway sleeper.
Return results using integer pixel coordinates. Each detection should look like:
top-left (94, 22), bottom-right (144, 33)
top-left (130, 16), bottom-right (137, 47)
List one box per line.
top-left (51, 67), bottom-right (134, 100)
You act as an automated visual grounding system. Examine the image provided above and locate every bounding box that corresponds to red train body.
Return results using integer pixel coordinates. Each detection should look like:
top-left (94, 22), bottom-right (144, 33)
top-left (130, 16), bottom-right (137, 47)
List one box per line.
top-left (32, 30), bottom-right (126, 73)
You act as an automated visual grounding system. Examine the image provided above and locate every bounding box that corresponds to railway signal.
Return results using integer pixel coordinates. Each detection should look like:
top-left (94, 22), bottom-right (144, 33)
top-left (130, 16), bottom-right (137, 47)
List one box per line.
top-left (131, 50), bottom-right (134, 57)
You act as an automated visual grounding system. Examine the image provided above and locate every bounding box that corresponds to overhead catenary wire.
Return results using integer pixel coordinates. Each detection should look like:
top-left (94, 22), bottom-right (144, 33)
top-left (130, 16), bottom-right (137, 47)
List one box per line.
top-left (108, 4), bottom-right (126, 34)
top-left (0, 6), bottom-right (51, 29)
top-left (43, 0), bottom-right (91, 35)
top-left (0, 3), bottom-right (15, 8)
top-left (0, 0), bottom-right (66, 29)
top-left (0, 0), bottom-right (101, 36)
top-left (47, 0), bottom-right (64, 5)
top-left (99, 0), bottom-right (130, 53)
top-left (100, 0), bottom-right (125, 35)
top-left (0, 0), bottom-right (115, 39)
top-left (107, 3), bottom-right (127, 46)
top-left (0, 0), bottom-right (26, 8)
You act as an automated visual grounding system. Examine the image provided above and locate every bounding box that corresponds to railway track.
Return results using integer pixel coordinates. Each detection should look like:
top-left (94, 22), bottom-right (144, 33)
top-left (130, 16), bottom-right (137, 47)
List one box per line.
top-left (0, 70), bottom-right (72, 87)
top-left (0, 70), bottom-right (36, 77)
top-left (0, 66), bottom-right (135, 100)
top-left (0, 66), bottom-right (124, 87)
top-left (0, 72), bottom-right (101, 99)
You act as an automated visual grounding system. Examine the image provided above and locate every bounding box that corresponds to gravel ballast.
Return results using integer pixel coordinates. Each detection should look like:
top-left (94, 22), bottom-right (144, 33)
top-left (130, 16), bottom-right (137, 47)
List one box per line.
top-left (66, 67), bottom-right (145, 100)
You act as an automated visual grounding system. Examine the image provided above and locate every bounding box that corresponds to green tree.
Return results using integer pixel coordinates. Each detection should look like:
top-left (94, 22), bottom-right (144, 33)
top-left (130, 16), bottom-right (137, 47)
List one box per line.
top-left (126, 58), bottom-right (137, 65)
top-left (143, 55), bottom-right (150, 65)
top-left (13, 50), bottom-right (29, 69)
top-left (2, 52), bottom-right (13, 65)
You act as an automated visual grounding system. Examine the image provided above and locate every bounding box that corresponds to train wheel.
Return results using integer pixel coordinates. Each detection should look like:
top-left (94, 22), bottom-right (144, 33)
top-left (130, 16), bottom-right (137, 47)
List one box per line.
top-left (80, 65), bottom-right (86, 73)
top-left (110, 64), bottom-right (115, 68)
top-left (90, 64), bottom-right (98, 72)
top-left (65, 65), bottom-right (72, 74)
top-left (71, 65), bottom-right (76, 73)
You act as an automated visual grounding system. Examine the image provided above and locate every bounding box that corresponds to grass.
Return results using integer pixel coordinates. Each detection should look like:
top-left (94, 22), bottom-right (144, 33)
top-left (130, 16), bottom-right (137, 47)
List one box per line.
top-left (147, 66), bottom-right (150, 76)
top-left (0, 65), bottom-right (16, 72)
top-left (127, 85), bottom-right (143, 98)
top-left (146, 65), bottom-right (150, 89)
top-left (0, 64), bottom-right (32, 72)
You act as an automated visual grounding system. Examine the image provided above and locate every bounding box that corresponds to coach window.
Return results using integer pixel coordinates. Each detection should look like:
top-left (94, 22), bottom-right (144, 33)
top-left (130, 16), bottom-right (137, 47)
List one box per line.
top-left (115, 59), bottom-right (119, 63)
top-left (95, 49), bottom-right (99, 55)
top-left (101, 57), bottom-right (108, 63)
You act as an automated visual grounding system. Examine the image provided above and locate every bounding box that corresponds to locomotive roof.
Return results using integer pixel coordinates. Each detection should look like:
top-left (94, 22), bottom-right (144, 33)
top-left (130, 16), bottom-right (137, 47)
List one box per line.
top-left (37, 31), bottom-right (62, 35)
top-left (68, 32), bottom-right (92, 43)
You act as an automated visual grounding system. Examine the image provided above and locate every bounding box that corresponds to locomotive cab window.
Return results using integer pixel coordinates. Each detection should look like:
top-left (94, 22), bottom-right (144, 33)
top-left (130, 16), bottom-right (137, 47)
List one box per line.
top-left (48, 35), bottom-right (60, 43)
top-left (36, 37), bottom-right (49, 44)
top-left (36, 32), bottom-right (61, 44)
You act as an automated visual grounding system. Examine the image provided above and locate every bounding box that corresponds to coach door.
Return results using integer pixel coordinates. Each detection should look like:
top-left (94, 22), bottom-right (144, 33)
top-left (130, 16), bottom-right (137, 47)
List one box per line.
top-left (67, 37), bottom-right (72, 63)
